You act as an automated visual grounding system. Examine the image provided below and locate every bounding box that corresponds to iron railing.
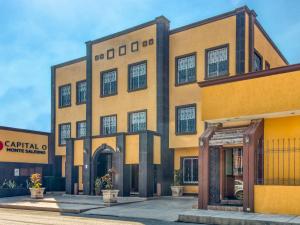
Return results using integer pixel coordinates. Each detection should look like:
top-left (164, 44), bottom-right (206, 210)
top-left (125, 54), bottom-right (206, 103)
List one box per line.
top-left (256, 138), bottom-right (300, 185)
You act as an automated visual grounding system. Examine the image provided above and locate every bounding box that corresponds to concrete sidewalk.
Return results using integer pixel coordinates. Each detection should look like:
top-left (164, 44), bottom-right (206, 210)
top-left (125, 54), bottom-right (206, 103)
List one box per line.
top-left (0, 194), bottom-right (146, 213)
top-left (178, 209), bottom-right (300, 225)
top-left (83, 197), bottom-right (198, 221)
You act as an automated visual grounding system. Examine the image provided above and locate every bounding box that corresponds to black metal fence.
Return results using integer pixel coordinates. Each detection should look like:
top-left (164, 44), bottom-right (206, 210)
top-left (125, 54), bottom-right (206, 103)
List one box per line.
top-left (256, 138), bottom-right (300, 185)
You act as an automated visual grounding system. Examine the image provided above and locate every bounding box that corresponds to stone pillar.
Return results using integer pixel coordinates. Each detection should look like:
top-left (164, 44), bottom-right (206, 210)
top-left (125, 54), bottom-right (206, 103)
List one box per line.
top-left (139, 131), bottom-right (154, 197)
top-left (112, 133), bottom-right (130, 196)
top-left (65, 138), bottom-right (75, 194)
top-left (83, 137), bottom-right (92, 195)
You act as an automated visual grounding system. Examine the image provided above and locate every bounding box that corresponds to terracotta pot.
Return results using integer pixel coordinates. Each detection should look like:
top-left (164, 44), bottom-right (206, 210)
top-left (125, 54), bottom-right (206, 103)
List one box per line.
top-left (29, 188), bottom-right (45, 199)
top-left (102, 190), bottom-right (119, 203)
top-left (171, 186), bottom-right (184, 197)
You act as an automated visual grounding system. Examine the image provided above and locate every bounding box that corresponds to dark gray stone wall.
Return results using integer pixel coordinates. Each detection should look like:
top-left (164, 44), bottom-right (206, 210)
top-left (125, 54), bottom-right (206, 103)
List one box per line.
top-left (65, 138), bottom-right (75, 194)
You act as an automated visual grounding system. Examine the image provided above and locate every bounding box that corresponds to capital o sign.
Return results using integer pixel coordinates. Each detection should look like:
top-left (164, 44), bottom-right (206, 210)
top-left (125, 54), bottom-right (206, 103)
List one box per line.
top-left (0, 141), bottom-right (3, 151)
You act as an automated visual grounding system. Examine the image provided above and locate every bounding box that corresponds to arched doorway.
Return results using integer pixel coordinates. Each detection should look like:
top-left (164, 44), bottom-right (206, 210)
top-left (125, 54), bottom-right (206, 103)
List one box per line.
top-left (91, 144), bottom-right (115, 194)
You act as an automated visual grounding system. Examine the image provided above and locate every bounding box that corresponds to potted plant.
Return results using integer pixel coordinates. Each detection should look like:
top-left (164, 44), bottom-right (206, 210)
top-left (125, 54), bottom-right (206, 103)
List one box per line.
top-left (100, 169), bottom-right (119, 203)
top-left (29, 173), bottom-right (45, 199)
top-left (171, 169), bottom-right (184, 197)
top-left (94, 177), bottom-right (101, 196)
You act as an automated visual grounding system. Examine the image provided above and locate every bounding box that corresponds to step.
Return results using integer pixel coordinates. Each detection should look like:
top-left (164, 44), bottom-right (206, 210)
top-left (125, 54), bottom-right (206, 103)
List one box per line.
top-left (208, 205), bottom-right (243, 212)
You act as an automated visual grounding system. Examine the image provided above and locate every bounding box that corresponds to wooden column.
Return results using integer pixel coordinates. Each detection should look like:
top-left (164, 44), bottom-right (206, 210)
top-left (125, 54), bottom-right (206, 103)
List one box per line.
top-left (243, 119), bottom-right (264, 212)
top-left (198, 126), bottom-right (218, 209)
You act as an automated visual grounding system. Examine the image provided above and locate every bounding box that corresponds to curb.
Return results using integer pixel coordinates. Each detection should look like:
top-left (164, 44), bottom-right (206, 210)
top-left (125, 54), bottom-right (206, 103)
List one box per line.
top-left (178, 214), bottom-right (300, 225)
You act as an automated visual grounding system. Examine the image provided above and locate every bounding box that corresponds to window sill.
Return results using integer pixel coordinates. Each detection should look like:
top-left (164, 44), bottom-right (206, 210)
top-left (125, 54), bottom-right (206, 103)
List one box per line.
top-left (175, 131), bottom-right (197, 136)
top-left (175, 79), bottom-right (197, 87)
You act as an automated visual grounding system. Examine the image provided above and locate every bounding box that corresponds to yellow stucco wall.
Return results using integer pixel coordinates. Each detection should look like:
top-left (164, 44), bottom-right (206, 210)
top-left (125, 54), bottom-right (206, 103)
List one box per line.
top-left (125, 134), bottom-right (139, 164)
top-left (264, 116), bottom-right (300, 183)
top-left (74, 139), bottom-right (84, 166)
top-left (61, 155), bottom-right (66, 177)
top-left (201, 70), bottom-right (300, 122)
top-left (91, 24), bottom-right (157, 136)
top-left (169, 15), bottom-right (236, 149)
top-left (55, 60), bottom-right (86, 156)
top-left (174, 147), bottom-right (198, 194)
top-left (255, 185), bottom-right (300, 215)
top-left (78, 166), bottom-right (83, 191)
top-left (254, 24), bottom-right (287, 69)
top-left (92, 136), bottom-right (116, 156)
top-left (0, 128), bottom-right (49, 164)
top-left (153, 135), bottom-right (161, 165)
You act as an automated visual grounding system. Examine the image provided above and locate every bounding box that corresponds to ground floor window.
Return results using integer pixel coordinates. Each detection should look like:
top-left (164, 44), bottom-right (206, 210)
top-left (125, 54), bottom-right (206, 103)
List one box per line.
top-left (182, 157), bottom-right (198, 184)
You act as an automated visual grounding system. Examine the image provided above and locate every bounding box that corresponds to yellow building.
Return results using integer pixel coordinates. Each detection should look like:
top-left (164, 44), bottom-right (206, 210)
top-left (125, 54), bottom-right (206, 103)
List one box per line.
top-left (0, 126), bottom-right (52, 186)
top-left (47, 5), bottom-right (300, 215)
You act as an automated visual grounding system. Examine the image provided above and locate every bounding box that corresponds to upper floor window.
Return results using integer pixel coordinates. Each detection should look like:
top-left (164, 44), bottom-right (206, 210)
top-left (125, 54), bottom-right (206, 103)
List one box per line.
top-left (101, 115), bottom-right (117, 135)
top-left (101, 69), bottom-right (117, 97)
top-left (176, 54), bottom-right (196, 85)
top-left (129, 110), bottom-right (146, 132)
top-left (76, 121), bottom-right (86, 138)
top-left (59, 84), bottom-right (71, 107)
top-left (76, 81), bottom-right (86, 104)
top-left (176, 105), bottom-right (196, 134)
top-left (59, 123), bottom-right (71, 146)
top-left (206, 45), bottom-right (229, 79)
top-left (128, 61), bottom-right (147, 91)
top-left (183, 157), bottom-right (198, 184)
top-left (254, 51), bottom-right (263, 71)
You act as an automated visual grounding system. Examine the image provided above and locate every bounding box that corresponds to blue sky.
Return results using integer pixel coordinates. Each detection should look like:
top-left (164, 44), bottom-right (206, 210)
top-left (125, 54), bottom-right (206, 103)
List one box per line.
top-left (0, 0), bottom-right (299, 132)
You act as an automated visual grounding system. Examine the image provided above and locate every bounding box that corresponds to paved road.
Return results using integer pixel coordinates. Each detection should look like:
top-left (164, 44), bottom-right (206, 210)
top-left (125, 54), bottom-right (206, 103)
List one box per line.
top-left (0, 208), bottom-right (202, 225)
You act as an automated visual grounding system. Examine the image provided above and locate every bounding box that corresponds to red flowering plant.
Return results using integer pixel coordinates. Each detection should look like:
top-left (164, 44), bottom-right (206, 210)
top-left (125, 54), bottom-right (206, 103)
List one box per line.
top-left (30, 173), bottom-right (42, 189)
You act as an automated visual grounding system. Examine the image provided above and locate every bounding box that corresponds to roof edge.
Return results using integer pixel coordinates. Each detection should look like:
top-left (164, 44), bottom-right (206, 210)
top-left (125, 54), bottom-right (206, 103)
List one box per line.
top-left (170, 5), bottom-right (252, 35)
top-left (254, 20), bottom-right (289, 65)
top-left (89, 16), bottom-right (169, 45)
top-left (52, 56), bottom-right (86, 69)
top-left (0, 126), bottom-right (50, 136)
top-left (198, 63), bottom-right (300, 88)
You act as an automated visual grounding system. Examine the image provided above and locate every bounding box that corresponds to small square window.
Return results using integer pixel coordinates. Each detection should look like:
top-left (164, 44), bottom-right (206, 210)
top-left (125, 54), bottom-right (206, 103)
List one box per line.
top-left (142, 41), bottom-right (148, 47)
top-left (149, 39), bottom-right (154, 45)
top-left (131, 41), bottom-right (139, 52)
top-left (119, 45), bottom-right (126, 56)
top-left (95, 55), bottom-right (100, 61)
top-left (100, 54), bottom-right (104, 59)
top-left (107, 49), bottom-right (114, 60)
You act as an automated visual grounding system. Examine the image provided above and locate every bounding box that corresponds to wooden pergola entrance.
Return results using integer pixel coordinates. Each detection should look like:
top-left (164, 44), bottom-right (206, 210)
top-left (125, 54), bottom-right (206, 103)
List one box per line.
top-left (198, 119), bottom-right (264, 212)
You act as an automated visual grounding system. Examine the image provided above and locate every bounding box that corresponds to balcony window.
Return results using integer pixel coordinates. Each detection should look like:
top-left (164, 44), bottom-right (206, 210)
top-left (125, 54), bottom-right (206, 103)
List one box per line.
top-left (206, 45), bottom-right (229, 79)
top-left (176, 54), bottom-right (196, 85)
